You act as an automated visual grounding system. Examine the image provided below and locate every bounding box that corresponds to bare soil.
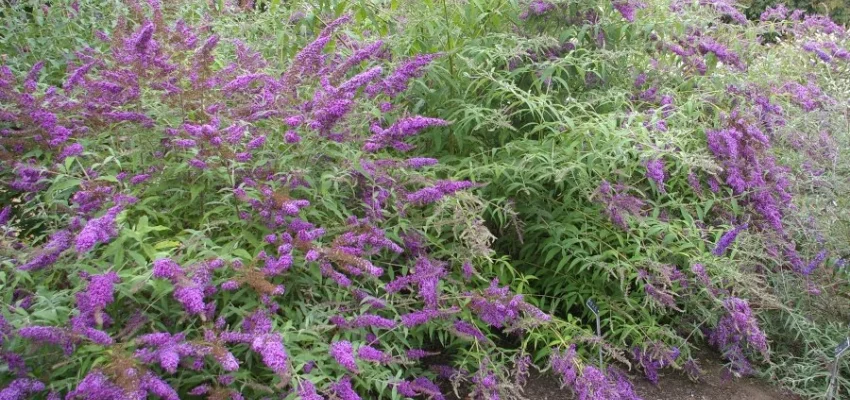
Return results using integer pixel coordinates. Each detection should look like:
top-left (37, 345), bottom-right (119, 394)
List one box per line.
top-left (445, 350), bottom-right (802, 400)
top-left (629, 352), bottom-right (802, 400)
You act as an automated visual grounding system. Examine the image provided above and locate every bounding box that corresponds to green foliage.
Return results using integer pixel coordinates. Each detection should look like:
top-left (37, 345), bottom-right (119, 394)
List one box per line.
top-left (740, 0), bottom-right (849, 25)
top-left (3, 0), bottom-right (850, 398)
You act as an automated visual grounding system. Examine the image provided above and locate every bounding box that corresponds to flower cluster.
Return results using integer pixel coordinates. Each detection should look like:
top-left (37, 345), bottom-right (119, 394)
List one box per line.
top-left (467, 279), bottom-right (550, 331)
top-left (518, 0), bottom-right (556, 20)
top-left (708, 298), bottom-right (769, 375)
top-left (712, 223), bottom-right (748, 256)
top-left (612, 0), bottom-right (647, 22)
top-left (594, 180), bottom-right (645, 229)
top-left (632, 342), bottom-right (680, 384)
top-left (637, 266), bottom-right (687, 310)
top-left (550, 345), bottom-right (642, 400)
top-left (152, 258), bottom-right (224, 318)
top-left (17, 270), bottom-right (123, 354)
top-left (3, 0), bottom-right (847, 397)
top-left (664, 31), bottom-right (747, 75)
top-left (644, 159), bottom-right (666, 193)
top-left (670, 0), bottom-right (747, 24)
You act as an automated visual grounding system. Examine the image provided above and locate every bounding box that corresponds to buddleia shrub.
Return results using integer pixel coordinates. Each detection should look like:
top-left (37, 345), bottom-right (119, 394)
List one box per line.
top-left (367, 0), bottom-right (850, 395)
top-left (0, 0), bottom-right (124, 84)
top-left (0, 1), bottom-right (589, 399)
top-left (740, 0), bottom-right (849, 26)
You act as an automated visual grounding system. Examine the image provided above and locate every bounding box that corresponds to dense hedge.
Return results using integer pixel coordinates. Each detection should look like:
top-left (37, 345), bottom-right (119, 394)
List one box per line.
top-left (741, 0), bottom-right (848, 26)
top-left (1, 0), bottom-right (850, 399)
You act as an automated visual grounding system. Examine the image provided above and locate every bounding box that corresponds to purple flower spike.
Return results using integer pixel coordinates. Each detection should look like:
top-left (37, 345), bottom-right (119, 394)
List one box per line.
top-left (251, 333), bottom-right (288, 374)
top-left (330, 341), bottom-right (358, 373)
top-left (453, 320), bottom-right (487, 341)
top-left (330, 376), bottom-right (361, 400)
top-left (0, 378), bottom-right (46, 400)
top-left (298, 381), bottom-right (324, 400)
top-left (75, 205), bottom-right (123, 253)
top-left (712, 223), bottom-right (748, 256)
top-left (645, 159), bottom-right (666, 193)
top-left (357, 345), bottom-right (390, 364)
top-left (0, 206), bottom-right (12, 226)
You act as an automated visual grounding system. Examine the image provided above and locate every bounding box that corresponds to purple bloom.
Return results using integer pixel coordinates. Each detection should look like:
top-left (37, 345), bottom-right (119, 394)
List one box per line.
top-left (23, 61), bottom-right (44, 93)
top-left (468, 279), bottom-right (550, 330)
top-left (188, 385), bottom-right (210, 396)
top-left (802, 250), bottom-right (827, 275)
top-left (0, 206), bottom-right (11, 226)
top-left (634, 73), bottom-right (647, 88)
top-left (406, 180), bottom-right (475, 205)
top-left (188, 159), bottom-right (208, 169)
top-left (406, 349), bottom-right (438, 360)
top-left (679, 359), bottom-right (702, 381)
top-left (173, 286), bottom-right (206, 315)
top-left (645, 159), bottom-right (666, 193)
top-left (140, 373), bottom-right (178, 400)
top-left (66, 370), bottom-right (125, 399)
top-left (58, 143), bottom-right (84, 160)
top-left (330, 341), bottom-right (358, 373)
top-left (330, 376), bottom-right (361, 400)
top-left (691, 263), bottom-right (712, 288)
top-left (406, 157), bottom-right (439, 169)
top-left (135, 332), bottom-right (207, 374)
top-left (643, 282), bottom-right (677, 308)
top-left (247, 135), bottom-right (266, 150)
top-left (760, 4), bottom-right (788, 21)
top-left (103, 111), bottom-right (154, 128)
top-left (550, 345), bottom-right (579, 385)
top-left (221, 280), bottom-right (240, 291)
top-left (462, 261), bottom-right (476, 280)
top-left (243, 310), bottom-right (273, 335)
top-left (633, 343), bottom-right (680, 384)
top-left (151, 258), bottom-right (223, 316)
top-left (152, 258), bottom-right (182, 280)
top-left (348, 314), bottom-right (396, 329)
top-left (130, 174), bottom-right (151, 185)
top-left (18, 326), bottom-right (75, 355)
top-left (519, 0), bottom-right (556, 19)
top-left (687, 172), bottom-right (702, 194)
top-left (595, 181), bottom-right (645, 229)
top-left (400, 309), bottom-right (446, 328)
top-left (0, 378), bottom-right (46, 400)
top-left (709, 297), bottom-right (769, 375)
top-left (470, 369), bottom-right (499, 400)
top-left (712, 223), bottom-right (747, 256)
top-left (453, 320), bottom-right (486, 341)
top-left (80, 272), bottom-right (120, 311)
top-left (284, 130), bottom-right (301, 143)
top-left (514, 354), bottom-right (532, 386)
top-left (75, 205), bottom-right (123, 253)
top-left (698, 38), bottom-right (746, 71)
top-left (173, 138), bottom-right (197, 148)
top-left (357, 345), bottom-right (390, 364)
top-left (297, 381), bottom-right (324, 400)
top-left (366, 54), bottom-right (440, 98)
top-left (551, 345), bottom-right (642, 399)
top-left (75, 271), bottom-right (120, 328)
top-left (364, 116), bottom-right (449, 152)
top-left (671, 0), bottom-right (746, 24)
top-left (251, 333), bottom-right (288, 374)
top-left (396, 377), bottom-right (445, 400)
top-left (612, 0), bottom-right (647, 22)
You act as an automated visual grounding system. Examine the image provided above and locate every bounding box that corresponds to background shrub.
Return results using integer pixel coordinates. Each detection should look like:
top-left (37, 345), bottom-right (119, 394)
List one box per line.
top-left (1, 0), bottom-right (850, 399)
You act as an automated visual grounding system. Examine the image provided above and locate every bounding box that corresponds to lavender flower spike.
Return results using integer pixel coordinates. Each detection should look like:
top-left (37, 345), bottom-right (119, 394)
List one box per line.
top-left (330, 341), bottom-right (358, 373)
top-left (712, 223), bottom-right (748, 256)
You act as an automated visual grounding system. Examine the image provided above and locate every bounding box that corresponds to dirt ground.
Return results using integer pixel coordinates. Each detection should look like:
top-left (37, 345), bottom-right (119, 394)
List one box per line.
top-left (629, 355), bottom-right (802, 400)
top-left (446, 351), bottom-right (802, 400)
